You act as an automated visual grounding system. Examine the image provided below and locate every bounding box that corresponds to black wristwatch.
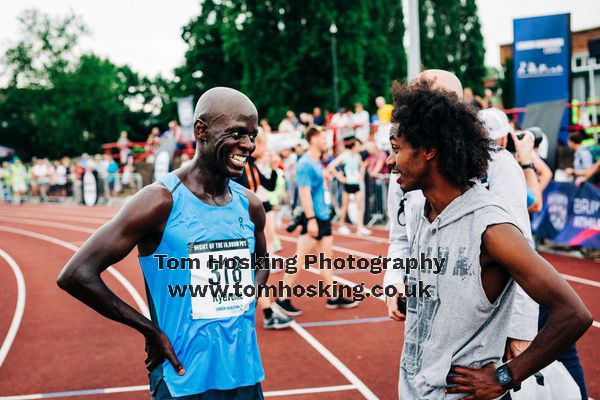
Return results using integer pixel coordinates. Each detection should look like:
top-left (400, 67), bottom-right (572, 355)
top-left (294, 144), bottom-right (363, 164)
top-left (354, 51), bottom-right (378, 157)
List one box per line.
top-left (520, 163), bottom-right (534, 170)
top-left (306, 215), bottom-right (316, 221)
top-left (495, 364), bottom-right (515, 390)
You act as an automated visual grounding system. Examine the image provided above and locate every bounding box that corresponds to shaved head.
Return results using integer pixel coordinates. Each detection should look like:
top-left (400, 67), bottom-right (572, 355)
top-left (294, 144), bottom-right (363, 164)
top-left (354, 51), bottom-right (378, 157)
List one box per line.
top-left (415, 69), bottom-right (463, 99)
top-left (194, 87), bottom-right (258, 123)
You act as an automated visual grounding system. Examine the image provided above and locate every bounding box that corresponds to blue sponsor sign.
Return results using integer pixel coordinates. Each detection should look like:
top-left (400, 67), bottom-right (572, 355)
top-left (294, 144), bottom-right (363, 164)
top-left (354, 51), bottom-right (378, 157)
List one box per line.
top-left (532, 182), bottom-right (600, 249)
top-left (513, 14), bottom-right (571, 142)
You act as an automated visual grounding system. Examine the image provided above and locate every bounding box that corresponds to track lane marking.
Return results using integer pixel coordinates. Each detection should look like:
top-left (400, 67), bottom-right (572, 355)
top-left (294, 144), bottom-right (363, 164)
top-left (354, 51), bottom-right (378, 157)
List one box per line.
top-left (0, 384), bottom-right (358, 399)
top-left (290, 323), bottom-right (378, 399)
top-left (0, 221), bottom-right (377, 399)
top-left (0, 226), bottom-right (150, 318)
top-left (0, 249), bottom-right (26, 368)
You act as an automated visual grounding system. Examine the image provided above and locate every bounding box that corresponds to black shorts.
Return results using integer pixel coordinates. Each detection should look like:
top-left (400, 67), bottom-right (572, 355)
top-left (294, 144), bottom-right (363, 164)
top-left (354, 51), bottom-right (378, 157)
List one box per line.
top-left (151, 379), bottom-right (263, 400)
top-left (344, 184), bottom-right (360, 194)
top-left (299, 214), bottom-right (332, 240)
top-left (262, 201), bottom-right (272, 213)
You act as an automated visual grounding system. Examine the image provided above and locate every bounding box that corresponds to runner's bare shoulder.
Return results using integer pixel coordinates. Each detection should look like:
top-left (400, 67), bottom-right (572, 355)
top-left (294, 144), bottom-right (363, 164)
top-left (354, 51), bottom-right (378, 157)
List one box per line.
top-left (110, 182), bottom-right (173, 234)
top-left (240, 187), bottom-right (265, 228)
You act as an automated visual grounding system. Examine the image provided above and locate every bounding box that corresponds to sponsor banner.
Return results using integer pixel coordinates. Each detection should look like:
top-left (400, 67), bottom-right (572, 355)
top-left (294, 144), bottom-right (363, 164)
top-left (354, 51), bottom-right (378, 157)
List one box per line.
top-left (513, 13), bottom-right (571, 142)
top-left (177, 96), bottom-right (195, 141)
top-left (532, 181), bottom-right (600, 248)
top-left (82, 171), bottom-right (98, 206)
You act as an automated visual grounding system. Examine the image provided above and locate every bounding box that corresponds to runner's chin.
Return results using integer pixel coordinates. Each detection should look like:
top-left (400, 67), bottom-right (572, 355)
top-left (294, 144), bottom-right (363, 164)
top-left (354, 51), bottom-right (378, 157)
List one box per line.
top-left (224, 159), bottom-right (245, 177)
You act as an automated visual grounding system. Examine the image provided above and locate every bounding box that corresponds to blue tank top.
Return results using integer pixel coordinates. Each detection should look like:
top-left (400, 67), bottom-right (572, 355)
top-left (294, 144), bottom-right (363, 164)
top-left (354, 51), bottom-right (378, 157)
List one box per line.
top-left (139, 172), bottom-right (264, 397)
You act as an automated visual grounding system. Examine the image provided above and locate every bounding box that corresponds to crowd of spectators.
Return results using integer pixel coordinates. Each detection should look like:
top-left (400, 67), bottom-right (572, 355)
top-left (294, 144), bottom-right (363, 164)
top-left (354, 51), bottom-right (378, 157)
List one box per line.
top-left (3, 90), bottom-right (599, 213)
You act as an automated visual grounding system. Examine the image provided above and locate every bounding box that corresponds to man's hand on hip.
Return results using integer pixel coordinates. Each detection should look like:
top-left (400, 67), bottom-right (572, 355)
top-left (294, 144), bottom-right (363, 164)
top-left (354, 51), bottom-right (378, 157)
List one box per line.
top-left (145, 328), bottom-right (185, 376)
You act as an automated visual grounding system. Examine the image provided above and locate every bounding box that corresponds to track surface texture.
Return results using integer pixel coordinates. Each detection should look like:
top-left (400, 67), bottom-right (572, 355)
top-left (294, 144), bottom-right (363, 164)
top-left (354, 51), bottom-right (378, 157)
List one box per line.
top-left (0, 204), bottom-right (598, 399)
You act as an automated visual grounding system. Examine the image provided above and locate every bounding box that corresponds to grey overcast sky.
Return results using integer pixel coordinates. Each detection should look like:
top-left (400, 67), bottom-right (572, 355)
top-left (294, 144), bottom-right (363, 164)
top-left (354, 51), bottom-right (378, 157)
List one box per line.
top-left (0, 0), bottom-right (598, 79)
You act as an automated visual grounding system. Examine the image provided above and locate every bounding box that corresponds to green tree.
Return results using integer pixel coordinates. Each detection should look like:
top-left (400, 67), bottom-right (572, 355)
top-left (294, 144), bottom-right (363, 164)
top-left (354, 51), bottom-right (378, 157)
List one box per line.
top-left (419, 0), bottom-right (485, 94)
top-left (171, 0), bottom-right (407, 124)
top-left (173, 0), bottom-right (243, 101)
top-left (364, 0), bottom-right (407, 104)
top-left (0, 9), bottom-right (166, 159)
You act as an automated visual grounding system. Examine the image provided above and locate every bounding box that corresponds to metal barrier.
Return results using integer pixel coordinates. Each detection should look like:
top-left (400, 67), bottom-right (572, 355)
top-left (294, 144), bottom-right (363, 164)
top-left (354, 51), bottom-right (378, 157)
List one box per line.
top-left (93, 173), bottom-right (144, 204)
top-left (365, 173), bottom-right (390, 227)
top-left (1, 173), bottom-right (144, 206)
top-left (326, 173), bottom-right (390, 227)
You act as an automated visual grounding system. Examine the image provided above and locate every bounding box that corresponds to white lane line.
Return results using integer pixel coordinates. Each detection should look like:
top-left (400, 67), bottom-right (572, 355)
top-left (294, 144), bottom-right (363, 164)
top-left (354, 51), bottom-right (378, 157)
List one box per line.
top-left (290, 323), bottom-right (378, 400)
top-left (0, 212), bottom-right (109, 225)
top-left (0, 221), bottom-right (375, 398)
top-left (0, 384), bottom-right (358, 399)
top-left (561, 273), bottom-right (600, 289)
top-left (0, 226), bottom-right (150, 318)
top-left (0, 249), bottom-right (26, 368)
top-left (279, 234), bottom-right (600, 289)
top-left (0, 217), bottom-right (95, 233)
top-left (266, 384), bottom-right (356, 397)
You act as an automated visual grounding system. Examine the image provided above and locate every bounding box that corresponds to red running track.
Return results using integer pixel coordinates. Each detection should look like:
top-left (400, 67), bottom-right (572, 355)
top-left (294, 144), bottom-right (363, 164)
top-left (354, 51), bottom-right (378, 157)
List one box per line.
top-left (0, 204), bottom-right (598, 399)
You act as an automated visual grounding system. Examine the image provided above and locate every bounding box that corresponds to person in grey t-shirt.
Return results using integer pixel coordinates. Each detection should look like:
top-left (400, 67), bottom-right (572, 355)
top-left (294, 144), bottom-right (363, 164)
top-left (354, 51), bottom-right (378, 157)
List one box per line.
top-left (386, 78), bottom-right (591, 400)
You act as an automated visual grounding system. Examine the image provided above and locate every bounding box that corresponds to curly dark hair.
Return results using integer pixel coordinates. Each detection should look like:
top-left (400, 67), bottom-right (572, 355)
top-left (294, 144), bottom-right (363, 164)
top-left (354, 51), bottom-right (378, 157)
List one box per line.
top-left (391, 79), bottom-right (491, 188)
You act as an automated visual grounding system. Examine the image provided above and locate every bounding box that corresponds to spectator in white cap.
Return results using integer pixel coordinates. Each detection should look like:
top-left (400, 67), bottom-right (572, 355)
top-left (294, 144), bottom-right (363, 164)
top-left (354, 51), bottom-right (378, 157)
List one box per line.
top-left (479, 107), bottom-right (511, 146)
top-left (479, 107), bottom-right (550, 213)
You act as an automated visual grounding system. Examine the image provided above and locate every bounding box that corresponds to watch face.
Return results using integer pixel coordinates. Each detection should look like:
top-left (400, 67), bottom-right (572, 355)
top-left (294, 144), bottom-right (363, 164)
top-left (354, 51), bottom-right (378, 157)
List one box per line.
top-left (497, 366), bottom-right (511, 386)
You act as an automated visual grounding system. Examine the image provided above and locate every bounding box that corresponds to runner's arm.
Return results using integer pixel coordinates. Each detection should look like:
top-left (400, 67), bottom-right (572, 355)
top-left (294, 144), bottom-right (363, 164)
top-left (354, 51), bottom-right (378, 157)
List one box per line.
top-left (298, 186), bottom-right (315, 218)
top-left (246, 189), bottom-right (269, 286)
top-left (484, 224), bottom-right (591, 384)
top-left (532, 153), bottom-right (552, 192)
top-left (384, 179), bottom-right (409, 287)
top-left (447, 224), bottom-right (591, 398)
top-left (57, 184), bottom-right (171, 336)
top-left (326, 154), bottom-right (347, 183)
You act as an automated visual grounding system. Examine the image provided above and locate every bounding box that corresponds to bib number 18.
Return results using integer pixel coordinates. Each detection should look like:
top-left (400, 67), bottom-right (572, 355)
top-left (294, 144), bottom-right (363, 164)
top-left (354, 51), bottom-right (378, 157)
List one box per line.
top-left (208, 256), bottom-right (243, 285)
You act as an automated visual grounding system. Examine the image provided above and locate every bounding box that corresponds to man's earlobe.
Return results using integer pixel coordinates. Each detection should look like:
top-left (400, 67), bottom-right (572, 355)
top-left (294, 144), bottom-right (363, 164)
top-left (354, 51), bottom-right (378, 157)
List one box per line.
top-left (425, 148), bottom-right (437, 160)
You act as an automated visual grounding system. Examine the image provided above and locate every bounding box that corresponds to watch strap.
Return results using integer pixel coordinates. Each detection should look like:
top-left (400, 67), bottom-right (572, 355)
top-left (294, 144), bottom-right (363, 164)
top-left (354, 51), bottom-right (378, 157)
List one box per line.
top-left (520, 163), bottom-right (534, 170)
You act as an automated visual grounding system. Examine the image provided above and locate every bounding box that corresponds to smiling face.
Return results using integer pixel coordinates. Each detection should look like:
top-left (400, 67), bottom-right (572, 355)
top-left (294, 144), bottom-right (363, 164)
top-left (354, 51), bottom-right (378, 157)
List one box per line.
top-left (388, 131), bottom-right (431, 192)
top-left (193, 87), bottom-right (259, 178)
top-left (195, 112), bottom-right (258, 178)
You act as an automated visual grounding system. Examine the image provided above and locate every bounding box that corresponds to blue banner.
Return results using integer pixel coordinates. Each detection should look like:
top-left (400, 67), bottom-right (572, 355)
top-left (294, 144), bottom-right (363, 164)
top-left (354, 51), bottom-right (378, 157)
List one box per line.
top-left (513, 14), bottom-right (570, 142)
top-left (532, 182), bottom-right (600, 249)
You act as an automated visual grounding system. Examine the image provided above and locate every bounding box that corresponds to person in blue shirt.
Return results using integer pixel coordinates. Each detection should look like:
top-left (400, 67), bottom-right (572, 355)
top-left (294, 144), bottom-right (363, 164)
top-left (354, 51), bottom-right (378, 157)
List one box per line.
top-left (57, 87), bottom-right (269, 400)
top-left (273, 126), bottom-right (358, 317)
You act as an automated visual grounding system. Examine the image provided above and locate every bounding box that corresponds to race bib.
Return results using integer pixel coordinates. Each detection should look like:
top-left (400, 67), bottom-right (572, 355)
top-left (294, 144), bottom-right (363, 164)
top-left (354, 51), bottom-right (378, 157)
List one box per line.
top-left (188, 239), bottom-right (254, 319)
top-left (324, 190), bottom-right (332, 205)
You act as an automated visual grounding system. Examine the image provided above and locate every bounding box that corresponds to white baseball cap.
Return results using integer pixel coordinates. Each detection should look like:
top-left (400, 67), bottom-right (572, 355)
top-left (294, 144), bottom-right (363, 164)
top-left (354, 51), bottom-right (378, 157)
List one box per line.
top-left (478, 107), bottom-right (510, 140)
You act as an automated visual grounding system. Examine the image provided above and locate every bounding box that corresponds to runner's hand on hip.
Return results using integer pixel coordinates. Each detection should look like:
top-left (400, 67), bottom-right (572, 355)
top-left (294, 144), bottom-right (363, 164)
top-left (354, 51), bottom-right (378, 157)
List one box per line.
top-left (144, 328), bottom-right (185, 376)
top-left (445, 364), bottom-right (506, 400)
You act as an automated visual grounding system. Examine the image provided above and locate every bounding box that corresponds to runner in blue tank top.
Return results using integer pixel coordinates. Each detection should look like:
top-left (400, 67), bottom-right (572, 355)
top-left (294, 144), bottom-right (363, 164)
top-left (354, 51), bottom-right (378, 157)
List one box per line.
top-left (58, 87), bottom-right (269, 399)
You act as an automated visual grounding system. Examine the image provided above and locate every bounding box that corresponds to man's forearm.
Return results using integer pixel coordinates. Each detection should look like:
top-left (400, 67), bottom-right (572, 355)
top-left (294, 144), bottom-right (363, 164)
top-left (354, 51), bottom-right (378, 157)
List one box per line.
top-left (57, 268), bottom-right (156, 336)
top-left (299, 188), bottom-right (315, 217)
top-left (255, 269), bottom-right (270, 287)
top-left (254, 252), bottom-right (270, 286)
top-left (507, 303), bottom-right (591, 384)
